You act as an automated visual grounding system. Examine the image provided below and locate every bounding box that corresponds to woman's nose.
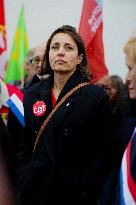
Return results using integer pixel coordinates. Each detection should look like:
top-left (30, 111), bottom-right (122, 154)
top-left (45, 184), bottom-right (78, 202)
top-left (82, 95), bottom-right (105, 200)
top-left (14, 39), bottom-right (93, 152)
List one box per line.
top-left (57, 47), bottom-right (65, 56)
top-left (125, 72), bottom-right (130, 84)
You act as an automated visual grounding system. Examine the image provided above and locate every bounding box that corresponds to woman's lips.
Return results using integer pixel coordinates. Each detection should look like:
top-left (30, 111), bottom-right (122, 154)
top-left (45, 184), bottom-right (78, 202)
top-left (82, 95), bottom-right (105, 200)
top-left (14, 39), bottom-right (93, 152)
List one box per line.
top-left (56, 59), bottom-right (65, 64)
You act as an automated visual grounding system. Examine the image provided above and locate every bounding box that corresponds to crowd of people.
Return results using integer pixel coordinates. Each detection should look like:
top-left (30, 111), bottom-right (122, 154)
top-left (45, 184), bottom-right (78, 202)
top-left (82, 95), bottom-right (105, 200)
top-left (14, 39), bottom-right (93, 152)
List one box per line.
top-left (0, 25), bottom-right (136, 205)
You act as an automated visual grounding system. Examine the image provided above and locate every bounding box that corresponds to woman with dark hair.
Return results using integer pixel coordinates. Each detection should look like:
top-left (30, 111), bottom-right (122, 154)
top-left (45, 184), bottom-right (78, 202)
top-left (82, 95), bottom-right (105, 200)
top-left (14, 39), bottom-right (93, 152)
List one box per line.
top-left (99, 75), bottom-right (130, 205)
top-left (17, 25), bottom-right (116, 205)
top-left (108, 75), bottom-right (129, 135)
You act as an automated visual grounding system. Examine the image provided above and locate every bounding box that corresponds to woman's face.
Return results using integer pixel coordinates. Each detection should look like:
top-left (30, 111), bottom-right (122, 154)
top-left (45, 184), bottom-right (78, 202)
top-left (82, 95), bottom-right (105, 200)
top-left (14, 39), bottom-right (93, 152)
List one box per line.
top-left (49, 33), bottom-right (82, 74)
top-left (125, 53), bottom-right (136, 99)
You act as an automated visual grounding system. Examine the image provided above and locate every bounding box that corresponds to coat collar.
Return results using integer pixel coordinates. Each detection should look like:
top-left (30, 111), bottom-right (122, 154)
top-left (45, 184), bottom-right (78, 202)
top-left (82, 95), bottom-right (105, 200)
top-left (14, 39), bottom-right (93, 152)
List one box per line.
top-left (32, 69), bottom-right (89, 103)
top-left (57, 69), bottom-right (89, 103)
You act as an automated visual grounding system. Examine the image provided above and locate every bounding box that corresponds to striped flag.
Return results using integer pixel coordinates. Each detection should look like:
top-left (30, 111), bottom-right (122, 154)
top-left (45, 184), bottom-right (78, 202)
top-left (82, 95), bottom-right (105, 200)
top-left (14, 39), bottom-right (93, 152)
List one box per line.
top-left (79, 0), bottom-right (108, 82)
top-left (120, 127), bottom-right (136, 205)
top-left (0, 0), bottom-right (8, 78)
top-left (7, 87), bottom-right (25, 127)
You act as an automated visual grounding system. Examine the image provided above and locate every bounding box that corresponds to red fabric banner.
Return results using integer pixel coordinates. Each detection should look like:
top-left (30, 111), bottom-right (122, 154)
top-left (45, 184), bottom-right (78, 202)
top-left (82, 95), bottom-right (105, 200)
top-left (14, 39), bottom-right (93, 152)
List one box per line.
top-left (79, 0), bottom-right (108, 82)
top-left (0, 0), bottom-right (8, 79)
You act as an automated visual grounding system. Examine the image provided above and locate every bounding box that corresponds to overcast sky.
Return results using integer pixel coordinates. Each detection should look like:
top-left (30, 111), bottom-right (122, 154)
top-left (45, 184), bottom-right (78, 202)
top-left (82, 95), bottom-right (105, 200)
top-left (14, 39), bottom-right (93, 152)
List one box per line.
top-left (4, 0), bottom-right (136, 80)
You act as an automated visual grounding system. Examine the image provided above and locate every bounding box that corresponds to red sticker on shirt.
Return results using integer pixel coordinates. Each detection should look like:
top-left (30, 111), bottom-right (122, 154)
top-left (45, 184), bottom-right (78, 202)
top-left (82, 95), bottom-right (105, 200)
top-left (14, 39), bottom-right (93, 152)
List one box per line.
top-left (33, 101), bottom-right (46, 116)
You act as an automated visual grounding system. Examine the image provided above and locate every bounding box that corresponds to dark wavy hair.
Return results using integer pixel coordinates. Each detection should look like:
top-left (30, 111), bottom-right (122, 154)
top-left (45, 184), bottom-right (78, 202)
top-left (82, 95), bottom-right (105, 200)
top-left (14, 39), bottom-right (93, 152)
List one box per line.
top-left (110, 75), bottom-right (129, 115)
top-left (41, 25), bottom-right (91, 80)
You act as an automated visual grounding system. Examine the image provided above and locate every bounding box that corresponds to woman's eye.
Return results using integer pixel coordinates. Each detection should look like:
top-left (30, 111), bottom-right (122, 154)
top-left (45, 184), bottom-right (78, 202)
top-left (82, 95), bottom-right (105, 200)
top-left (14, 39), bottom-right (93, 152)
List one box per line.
top-left (51, 45), bottom-right (58, 50)
top-left (127, 66), bottom-right (132, 71)
top-left (65, 46), bottom-right (73, 51)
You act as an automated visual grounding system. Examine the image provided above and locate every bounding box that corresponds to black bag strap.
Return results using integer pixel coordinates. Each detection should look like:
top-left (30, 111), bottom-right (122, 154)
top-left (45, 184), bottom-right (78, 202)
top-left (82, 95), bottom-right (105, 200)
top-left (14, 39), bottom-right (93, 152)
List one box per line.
top-left (33, 82), bottom-right (89, 152)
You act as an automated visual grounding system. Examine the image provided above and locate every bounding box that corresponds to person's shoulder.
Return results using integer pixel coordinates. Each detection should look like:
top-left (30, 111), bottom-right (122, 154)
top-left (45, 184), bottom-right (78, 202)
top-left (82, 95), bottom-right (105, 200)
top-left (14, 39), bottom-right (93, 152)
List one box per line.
top-left (24, 76), bottom-right (50, 96)
top-left (24, 81), bottom-right (41, 96)
top-left (24, 75), bottom-right (41, 92)
top-left (81, 83), bottom-right (110, 106)
top-left (84, 83), bottom-right (108, 98)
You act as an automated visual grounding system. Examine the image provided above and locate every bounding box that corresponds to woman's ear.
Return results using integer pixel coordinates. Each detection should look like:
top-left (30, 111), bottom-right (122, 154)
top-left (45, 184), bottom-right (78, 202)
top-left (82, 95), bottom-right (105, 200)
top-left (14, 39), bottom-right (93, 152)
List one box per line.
top-left (77, 54), bottom-right (83, 64)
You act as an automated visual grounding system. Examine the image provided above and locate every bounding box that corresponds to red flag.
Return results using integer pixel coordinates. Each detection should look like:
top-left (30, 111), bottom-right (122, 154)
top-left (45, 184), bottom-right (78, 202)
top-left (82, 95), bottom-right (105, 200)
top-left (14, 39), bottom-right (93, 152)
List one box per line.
top-left (0, 0), bottom-right (8, 79)
top-left (79, 0), bottom-right (108, 82)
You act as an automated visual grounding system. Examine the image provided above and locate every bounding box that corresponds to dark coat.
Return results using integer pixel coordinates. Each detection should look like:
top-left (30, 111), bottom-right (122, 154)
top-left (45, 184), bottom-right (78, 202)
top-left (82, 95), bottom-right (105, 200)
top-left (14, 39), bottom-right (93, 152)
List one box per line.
top-left (17, 70), bottom-right (116, 205)
top-left (120, 99), bottom-right (136, 152)
top-left (112, 99), bottom-right (136, 205)
top-left (7, 75), bottom-right (41, 185)
top-left (23, 74), bottom-right (41, 92)
top-left (7, 76), bottom-right (41, 157)
top-left (99, 91), bottom-right (130, 203)
top-left (7, 75), bottom-right (41, 149)
top-left (0, 115), bottom-right (15, 182)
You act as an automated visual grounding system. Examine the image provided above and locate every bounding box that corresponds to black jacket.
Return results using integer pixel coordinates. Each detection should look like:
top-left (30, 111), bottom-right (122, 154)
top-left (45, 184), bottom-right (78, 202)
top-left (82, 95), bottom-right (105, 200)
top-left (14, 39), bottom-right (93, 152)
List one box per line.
top-left (0, 115), bottom-right (15, 182)
top-left (7, 75), bottom-right (41, 148)
top-left (7, 76), bottom-right (41, 159)
top-left (113, 99), bottom-right (136, 205)
top-left (17, 70), bottom-right (116, 205)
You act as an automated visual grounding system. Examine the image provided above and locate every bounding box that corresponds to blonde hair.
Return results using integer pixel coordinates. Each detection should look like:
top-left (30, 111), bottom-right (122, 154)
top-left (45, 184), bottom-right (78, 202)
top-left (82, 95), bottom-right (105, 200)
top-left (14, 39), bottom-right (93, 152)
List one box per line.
top-left (123, 36), bottom-right (136, 63)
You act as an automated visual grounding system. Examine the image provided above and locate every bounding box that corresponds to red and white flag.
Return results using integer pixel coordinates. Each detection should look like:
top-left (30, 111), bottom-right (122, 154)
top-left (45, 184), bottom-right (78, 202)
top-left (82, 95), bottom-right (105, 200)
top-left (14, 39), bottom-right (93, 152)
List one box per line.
top-left (79, 0), bottom-right (108, 82)
top-left (0, 0), bottom-right (8, 79)
top-left (120, 127), bottom-right (136, 205)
